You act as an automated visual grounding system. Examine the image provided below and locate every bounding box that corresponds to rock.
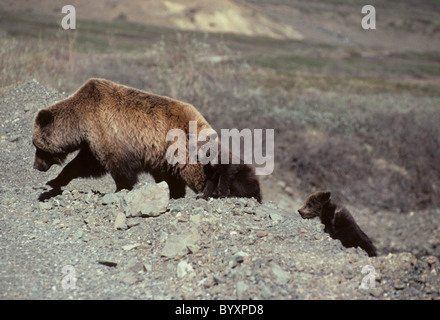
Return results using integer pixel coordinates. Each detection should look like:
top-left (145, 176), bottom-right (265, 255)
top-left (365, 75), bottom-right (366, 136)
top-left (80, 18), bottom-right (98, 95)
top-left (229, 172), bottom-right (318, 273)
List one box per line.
top-left (271, 263), bottom-right (291, 285)
top-left (125, 258), bottom-right (145, 273)
top-left (98, 260), bottom-right (118, 267)
top-left (369, 287), bottom-right (384, 298)
top-left (256, 230), bottom-right (268, 238)
top-left (73, 230), bottom-right (83, 240)
top-left (232, 251), bottom-right (249, 263)
top-left (39, 202), bottom-right (53, 211)
top-left (143, 263), bottom-right (153, 272)
top-left (230, 251), bottom-right (249, 268)
top-left (127, 219), bottom-right (140, 228)
top-left (189, 214), bottom-right (202, 225)
top-left (393, 279), bottom-right (406, 290)
top-left (177, 260), bottom-right (195, 278)
top-left (114, 211), bottom-right (127, 230)
top-left (101, 193), bottom-right (123, 205)
top-left (161, 228), bottom-right (201, 258)
top-left (121, 274), bottom-right (140, 285)
top-left (269, 213), bottom-right (283, 221)
top-left (122, 181), bottom-right (169, 217)
top-left (122, 243), bottom-right (140, 251)
top-left (187, 244), bottom-right (200, 254)
top-left (236, 281), bottom-right (249, 297)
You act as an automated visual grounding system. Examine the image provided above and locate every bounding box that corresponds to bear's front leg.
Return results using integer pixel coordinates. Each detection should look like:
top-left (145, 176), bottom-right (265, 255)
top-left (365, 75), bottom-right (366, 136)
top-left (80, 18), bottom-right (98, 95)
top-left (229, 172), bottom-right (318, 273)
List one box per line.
top-left (46, 147), bottom-right (106, 188)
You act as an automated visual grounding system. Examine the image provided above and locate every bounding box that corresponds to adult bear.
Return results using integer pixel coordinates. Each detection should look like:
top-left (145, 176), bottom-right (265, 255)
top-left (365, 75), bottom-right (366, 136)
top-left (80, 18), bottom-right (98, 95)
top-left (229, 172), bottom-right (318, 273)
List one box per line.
top-left (32, 78), bottom-right (211, 199)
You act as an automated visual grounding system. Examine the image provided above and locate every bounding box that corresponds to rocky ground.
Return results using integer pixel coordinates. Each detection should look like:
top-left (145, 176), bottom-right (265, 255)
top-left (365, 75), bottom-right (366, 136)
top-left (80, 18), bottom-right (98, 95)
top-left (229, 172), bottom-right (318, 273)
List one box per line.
top-left (1, 80), bottom-right (439, 300)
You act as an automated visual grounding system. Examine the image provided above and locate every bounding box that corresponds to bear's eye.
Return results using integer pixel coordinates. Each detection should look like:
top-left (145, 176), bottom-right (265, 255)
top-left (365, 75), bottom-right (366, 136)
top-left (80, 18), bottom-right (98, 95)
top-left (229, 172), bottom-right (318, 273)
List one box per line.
top-left (306, 203), bottom-right (311, 208)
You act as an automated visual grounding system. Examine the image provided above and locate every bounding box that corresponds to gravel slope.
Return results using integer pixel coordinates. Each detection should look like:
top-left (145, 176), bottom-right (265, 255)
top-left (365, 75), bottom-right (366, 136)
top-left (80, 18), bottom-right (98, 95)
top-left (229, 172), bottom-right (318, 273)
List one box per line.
top-left (0, 80), bottom-right (439, 300)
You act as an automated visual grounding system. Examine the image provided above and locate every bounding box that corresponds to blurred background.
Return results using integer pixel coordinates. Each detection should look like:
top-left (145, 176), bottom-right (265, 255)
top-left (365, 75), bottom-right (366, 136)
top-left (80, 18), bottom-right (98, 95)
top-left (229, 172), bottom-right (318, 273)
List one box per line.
top-left (1, 0), bottom-right (439, 212)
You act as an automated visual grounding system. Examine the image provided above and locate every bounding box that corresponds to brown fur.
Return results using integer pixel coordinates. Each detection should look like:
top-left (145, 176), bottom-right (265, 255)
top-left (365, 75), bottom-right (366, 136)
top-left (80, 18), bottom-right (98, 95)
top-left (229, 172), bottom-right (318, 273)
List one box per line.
top-left (298, 191), bottom-right (377, 257)
top-left (32, 78), bottom-right (212, 198)
top-left (197, 142), bottom-right (262, 203)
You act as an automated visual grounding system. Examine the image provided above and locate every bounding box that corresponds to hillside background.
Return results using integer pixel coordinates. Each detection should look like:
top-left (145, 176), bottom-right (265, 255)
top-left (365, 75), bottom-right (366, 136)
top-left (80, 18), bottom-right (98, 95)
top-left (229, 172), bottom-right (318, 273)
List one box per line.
top-left (1, 1), bottom-right (439, 255)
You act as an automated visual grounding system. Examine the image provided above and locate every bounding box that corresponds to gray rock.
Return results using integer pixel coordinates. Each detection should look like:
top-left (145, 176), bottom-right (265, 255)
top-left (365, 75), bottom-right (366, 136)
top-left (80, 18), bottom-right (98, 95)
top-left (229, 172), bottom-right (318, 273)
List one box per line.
top-left (271, 263), bottom-right (291, 284)
top-left (236, 281), bottom-right (249, 296)
top-left (161, 228), bottom-right (201, 258)
top-left (177, 260), bottom-right (195, 278)
top-left (122, 181), bottom-right (169, 217)
top-left (39, 202), bottom-right (53, 211)
top-left (114, 211), bottom-right (127, 230)
top-left (269, 213), bottom-right (283, 221)
top-left (102, 193), bottom-right (123, 205)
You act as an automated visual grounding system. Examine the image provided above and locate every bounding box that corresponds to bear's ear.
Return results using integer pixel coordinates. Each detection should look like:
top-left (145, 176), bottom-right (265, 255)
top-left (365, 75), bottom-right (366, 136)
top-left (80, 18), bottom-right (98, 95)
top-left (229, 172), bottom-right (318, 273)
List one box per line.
top-left (36, 110), bottom-right (54, 127)
top-left (320, 191), bottom-right (331, 202)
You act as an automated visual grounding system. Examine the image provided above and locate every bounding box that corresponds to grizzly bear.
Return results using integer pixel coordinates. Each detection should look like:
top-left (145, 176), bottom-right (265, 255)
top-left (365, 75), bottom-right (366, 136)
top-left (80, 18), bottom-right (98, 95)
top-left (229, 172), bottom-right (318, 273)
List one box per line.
top-left (32, 78), bottom-right (212, 199)
top-left (298, 191), bottom-right (377, 257)
top-left (196, 142), bottom-right (262, 203)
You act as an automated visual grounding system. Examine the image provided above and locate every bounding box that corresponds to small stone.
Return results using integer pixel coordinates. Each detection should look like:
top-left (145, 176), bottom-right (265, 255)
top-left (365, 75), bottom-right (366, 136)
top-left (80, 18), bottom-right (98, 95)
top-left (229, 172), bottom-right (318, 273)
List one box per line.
top-left (125, 258), bottom-right (145, 273)
top-left (285, 186), bottom-right (294, 195)
top-left (73, 230), bottom-right (83, 240)
top-left (98, 260), bottom-right (118, 267)
top-left (277, 181), bottom-right (287, 188)
top-left (177, 260), bottom-right (195, 278)
top-left (269, 213), bottom-right (283, 221)
top-left (122, 243), bottom-right (140, 251)
top-left (143, 263), bottom-right (152, 272)
top-left (231, 251), bottom-right (249, 267)
top-left (101, 193), bottom-right (122, 205)
top-left (202, 276), bottom-right (216, 288)
top-left (393, 279), bottom-right (405, 290)
top-left (84, 216), bottom-right (96, 226)
top-left (126, 219), bottom-right (140, 228)
top-left (426, 256), bottom-right (438, 266)
top-left (369, 287), bottom-right (384, 298)
top-left (189, 214), bottom-right (202, 225)
top-left (187, 244), bottom-right (200, 254)
top-left (121, 275), bottom-right (140, 285)
top-left (236, 281), bottom-right (249, 296)
top-left (161, 228), bottom-right (201, 258)
top-left (256, 230), bottom-right (268, 238)
top-left (114, 211), bottom-right (127, 230)
top-left (271, 263), bottom-right (291, 284)
top-left (39, 202), bottom-right (53, 211)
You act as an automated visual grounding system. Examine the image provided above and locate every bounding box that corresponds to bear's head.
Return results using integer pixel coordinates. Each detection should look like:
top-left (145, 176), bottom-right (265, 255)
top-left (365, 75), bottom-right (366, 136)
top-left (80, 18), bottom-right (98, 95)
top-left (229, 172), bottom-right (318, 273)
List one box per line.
top-left (298, 191), bottom-right (331, 219)
top-left (32, 109), bottom-right (68, 172)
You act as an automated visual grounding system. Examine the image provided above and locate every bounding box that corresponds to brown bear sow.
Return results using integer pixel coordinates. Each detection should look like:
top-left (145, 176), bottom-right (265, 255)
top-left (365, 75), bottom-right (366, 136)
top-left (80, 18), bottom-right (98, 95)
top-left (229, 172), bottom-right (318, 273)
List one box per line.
top-left (298, 191), bottom-right (377, 257)
top-left (32, 78), bottom-right (212, 198)
top-left (197, 142), bottom-right (262, 203)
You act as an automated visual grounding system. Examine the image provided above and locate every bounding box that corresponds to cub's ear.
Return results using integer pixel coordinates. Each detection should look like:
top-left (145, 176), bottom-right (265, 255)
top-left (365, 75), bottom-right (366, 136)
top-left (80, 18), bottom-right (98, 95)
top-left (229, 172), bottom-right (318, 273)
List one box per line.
top-left (320, 191), bottom-right (331, 202)
top-left (36, 110), bottom-right (54, 127)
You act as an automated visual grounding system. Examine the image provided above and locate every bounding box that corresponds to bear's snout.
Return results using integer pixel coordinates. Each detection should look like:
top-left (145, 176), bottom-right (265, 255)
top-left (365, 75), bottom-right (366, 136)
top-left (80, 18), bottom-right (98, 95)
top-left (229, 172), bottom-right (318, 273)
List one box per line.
top-left (33, 158), bottom-right (50, 172)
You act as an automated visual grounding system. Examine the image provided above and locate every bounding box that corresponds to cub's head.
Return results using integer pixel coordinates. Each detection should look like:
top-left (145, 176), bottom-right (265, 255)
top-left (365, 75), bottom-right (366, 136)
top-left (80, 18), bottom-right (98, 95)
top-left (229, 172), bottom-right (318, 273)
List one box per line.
top-left (298, 191), bottom-right (331, 219)
top-left (32, 109), bottom-right (67, 172)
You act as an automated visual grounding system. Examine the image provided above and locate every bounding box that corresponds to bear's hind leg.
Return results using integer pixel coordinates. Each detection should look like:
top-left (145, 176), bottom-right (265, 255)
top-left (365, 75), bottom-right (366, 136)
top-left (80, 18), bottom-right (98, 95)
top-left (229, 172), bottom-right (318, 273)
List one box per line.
top-left (111, 172), bottom-right (138, 192)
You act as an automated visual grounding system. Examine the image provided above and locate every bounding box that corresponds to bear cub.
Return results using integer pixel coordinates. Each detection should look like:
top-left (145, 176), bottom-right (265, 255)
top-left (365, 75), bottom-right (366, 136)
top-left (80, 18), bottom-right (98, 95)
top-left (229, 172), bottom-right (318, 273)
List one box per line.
top-left (197, 142), bottom-right (262, 203)
top-left (298, 191), bottom-right (377, 257)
